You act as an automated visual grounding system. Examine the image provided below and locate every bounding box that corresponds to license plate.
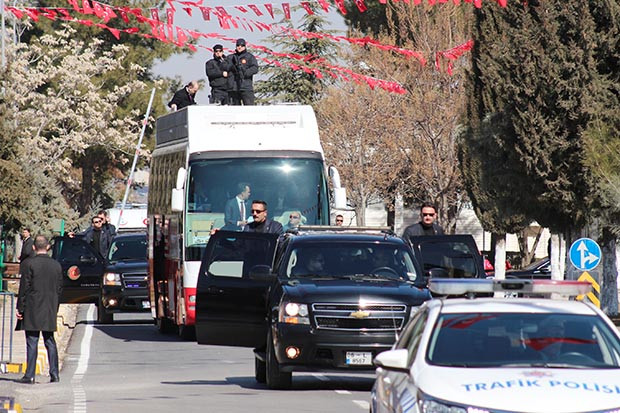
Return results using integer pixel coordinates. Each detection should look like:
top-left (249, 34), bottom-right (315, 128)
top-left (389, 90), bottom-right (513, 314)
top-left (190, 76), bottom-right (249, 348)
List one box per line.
top-left (345, 352), bottom-right (372, 365)
top-left (142, 300), bottom-right (151, 309)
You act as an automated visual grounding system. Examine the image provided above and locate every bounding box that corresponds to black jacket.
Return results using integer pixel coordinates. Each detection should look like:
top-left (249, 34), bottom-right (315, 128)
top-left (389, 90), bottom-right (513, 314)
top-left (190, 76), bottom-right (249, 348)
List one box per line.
top-left (228, 50), bottom-right (258, 92)
top-left (168, 87), bottom-right (196, 110)
top-left (402, 222), bottom-right (444, 240)
top-left (243, 219), bottom-right (283, 234)
top-left (16, 254), bottom-right (63, 331)
top-left (19, 236), bottom-right (36, 262)
top-left (80, 227), bottom-right (114, 257)
top-left (206, 54), bottom-right (232, 90)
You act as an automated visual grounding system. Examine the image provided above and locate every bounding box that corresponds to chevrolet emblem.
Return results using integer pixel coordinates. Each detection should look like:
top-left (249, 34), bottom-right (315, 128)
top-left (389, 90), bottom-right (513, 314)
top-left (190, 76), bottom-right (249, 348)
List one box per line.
top-left (350, 310), bottom-right (370, 319)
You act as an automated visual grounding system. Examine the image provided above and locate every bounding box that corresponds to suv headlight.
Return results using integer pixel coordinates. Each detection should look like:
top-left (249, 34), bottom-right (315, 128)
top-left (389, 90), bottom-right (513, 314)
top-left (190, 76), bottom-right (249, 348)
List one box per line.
top-left (279, 302), bottom-right (310, 325)
top-left (418, 391), bottom-right (488, 413)
top-left (104, 272), bottom-right (121, 286)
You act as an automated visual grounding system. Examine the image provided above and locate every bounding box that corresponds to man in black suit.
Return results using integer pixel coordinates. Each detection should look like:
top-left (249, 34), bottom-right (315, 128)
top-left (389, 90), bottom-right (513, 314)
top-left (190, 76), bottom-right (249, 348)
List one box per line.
top-left (19, 228), bottom-right (36, 262)
top-left (168, 80), bottom-right (199, 111)
top-left (16, 235), bottom-right (63, 384)
top-left (244, 200), bottom-right (283, 234)
top-left (224, 183), bottom-right (251, 231)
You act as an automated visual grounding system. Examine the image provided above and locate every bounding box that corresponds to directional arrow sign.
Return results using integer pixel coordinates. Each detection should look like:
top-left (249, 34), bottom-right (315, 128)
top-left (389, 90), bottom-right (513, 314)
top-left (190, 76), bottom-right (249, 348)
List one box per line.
top-left (569, 238), bottom-right (602, 271)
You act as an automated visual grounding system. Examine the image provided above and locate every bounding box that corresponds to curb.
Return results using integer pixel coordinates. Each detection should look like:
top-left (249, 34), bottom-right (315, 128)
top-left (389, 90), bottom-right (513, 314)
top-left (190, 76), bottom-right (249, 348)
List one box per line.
top-left (0, 397), bottom-right (22, 413)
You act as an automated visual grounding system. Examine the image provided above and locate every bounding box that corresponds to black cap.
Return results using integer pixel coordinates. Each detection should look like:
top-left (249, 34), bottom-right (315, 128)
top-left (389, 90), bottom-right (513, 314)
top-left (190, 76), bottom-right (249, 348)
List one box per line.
top-left (213, 44), bottom-right (223, 52)
top-left (236, 38), bottom-right (246, 46)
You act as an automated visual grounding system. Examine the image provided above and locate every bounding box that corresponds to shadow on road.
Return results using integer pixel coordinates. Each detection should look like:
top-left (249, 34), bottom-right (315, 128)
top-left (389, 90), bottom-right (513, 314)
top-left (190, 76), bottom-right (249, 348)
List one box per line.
top-left (161, 374), bottom-right (374, 392)
top-left (92, 323), bottom-right (187, 343)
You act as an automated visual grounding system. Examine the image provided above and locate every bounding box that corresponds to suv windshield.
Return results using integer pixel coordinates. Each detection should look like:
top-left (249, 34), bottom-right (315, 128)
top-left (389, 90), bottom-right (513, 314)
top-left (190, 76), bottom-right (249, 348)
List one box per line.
top-left (108, 236), bottom-right (147, 262)
top-left (428, 313), bottom-right (620, 368)
top-left (285, 243), bottom-right (419, 282)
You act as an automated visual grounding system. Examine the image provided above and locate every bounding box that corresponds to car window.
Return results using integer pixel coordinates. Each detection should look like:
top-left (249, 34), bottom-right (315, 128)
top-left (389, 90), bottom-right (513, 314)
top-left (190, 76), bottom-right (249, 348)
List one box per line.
top-left (108, 237), bottom-right (147, 262)
top-left (395, 308), bottom-right (429, 366)
top-left (206, 235), bottom-right (277, 278)
top-left (419, 241), bottom-right (479, 278)
top-left (427, 313), bottom-right (620, 368)
top-left (54, 238), bottom-right (95, 262)
top-left (285, 243), bottom-right (419, 281)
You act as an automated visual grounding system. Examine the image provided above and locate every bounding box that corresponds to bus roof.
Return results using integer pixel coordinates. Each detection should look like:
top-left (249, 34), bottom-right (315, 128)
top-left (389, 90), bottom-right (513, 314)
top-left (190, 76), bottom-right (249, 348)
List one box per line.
top-left (155, 105), bottom-right (323, 155)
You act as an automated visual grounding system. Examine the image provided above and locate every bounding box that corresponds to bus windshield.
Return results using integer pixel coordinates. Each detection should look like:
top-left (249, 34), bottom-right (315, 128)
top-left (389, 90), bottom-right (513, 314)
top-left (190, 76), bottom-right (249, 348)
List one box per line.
top-left (185, 157), bottom-right (329, 261)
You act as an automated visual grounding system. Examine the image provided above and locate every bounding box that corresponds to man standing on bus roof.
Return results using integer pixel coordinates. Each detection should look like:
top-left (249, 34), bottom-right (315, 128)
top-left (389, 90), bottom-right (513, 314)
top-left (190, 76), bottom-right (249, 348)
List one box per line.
top-left (244, 200), bottom-right (283, 234)
top-left (205, 44), bottom-right (231, 105)
top-left (228, 38), bottom-right (258, 106)
top-left (224, 183), bottom-right (251, 231)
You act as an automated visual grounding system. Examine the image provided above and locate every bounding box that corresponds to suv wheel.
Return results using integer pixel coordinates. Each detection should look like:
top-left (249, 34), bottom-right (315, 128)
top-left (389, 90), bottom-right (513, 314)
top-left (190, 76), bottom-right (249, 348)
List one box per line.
top-left (266, 330), bottom-right (291, 390)
top-left (255, 356), bottom-right (266, 383)
top-left (97, 299), bottom-right (113, 324)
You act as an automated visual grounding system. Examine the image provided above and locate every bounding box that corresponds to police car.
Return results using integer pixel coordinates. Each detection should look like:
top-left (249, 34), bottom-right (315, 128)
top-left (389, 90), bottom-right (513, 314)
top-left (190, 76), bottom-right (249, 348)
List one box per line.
top-left (371, 279), bottom-right (620, 413)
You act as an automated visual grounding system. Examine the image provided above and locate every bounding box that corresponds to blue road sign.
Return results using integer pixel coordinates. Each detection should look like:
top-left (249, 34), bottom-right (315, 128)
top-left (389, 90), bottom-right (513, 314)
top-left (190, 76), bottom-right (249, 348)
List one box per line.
top-left (569, 238), bottom-right (602, 271)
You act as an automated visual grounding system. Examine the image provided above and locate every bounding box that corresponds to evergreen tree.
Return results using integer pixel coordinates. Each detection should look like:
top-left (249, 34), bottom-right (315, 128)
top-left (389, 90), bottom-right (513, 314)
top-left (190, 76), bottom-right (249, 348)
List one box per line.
top-left (463, 0), bottom-right (606, 234)
top-left (255, 5), bottom-right (336, 104)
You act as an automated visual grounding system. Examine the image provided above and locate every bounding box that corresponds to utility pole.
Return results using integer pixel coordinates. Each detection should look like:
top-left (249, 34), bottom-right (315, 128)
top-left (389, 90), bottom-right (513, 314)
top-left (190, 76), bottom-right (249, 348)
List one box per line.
top-left (116, 88), bottom-right (156, 229)
top-left (1, 0), bottom-right (6, 68)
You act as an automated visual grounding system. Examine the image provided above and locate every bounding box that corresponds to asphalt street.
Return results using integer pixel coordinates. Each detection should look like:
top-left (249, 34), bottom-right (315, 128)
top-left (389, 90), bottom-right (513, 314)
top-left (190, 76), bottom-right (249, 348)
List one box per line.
top-left (5, 305), bottom-right (374, 412)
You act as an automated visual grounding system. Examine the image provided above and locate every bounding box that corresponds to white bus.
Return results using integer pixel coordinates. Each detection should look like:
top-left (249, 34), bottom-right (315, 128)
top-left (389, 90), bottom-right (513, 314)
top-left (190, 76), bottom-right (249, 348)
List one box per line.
top-left (147, 105), bottom-right (346, 338)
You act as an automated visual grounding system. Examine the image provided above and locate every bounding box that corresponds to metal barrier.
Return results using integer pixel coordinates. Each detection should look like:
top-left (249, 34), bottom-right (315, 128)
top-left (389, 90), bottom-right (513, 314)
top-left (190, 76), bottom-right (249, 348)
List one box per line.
top-left (0, 292), bottom-right (15, 366)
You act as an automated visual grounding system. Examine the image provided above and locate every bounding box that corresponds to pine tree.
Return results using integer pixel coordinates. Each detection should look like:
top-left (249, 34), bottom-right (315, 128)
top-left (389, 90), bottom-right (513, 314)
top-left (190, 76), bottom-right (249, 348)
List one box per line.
top-left (255, 5), bottom-right (336, 104)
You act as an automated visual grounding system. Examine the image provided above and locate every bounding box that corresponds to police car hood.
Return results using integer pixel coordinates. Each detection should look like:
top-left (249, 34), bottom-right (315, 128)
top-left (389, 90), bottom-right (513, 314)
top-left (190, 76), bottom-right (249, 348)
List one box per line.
top-left (418, 365), bottom-right (620, 412)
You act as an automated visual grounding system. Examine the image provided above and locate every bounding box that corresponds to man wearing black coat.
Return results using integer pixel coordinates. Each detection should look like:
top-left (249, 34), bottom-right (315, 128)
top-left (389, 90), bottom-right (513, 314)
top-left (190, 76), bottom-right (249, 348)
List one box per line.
top-left (79, 216), bottom-right (114, 257)
top-left (205, 44), bottom-right (232, 105)
top-left (19, 228), bottom-right (36, 262)
top-left (228, 38), bottom-right (258, 105)
top-left (401, 203), bottom-right (445, 241)
top-left (243, 200), bottom-right (283, 234)
top-left (16, 235), bottom-right (63, 384)
top-left (168, 80), bottom-right (199, 111)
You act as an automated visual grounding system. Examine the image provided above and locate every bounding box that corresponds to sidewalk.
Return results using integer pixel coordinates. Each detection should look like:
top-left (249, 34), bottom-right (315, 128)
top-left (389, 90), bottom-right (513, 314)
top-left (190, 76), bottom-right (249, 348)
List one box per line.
top-left (1, 277), bottom-right (78, 377)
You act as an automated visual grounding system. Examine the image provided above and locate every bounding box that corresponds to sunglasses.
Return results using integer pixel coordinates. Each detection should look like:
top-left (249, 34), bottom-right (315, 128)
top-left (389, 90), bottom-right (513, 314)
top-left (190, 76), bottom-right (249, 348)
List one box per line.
top-left (251, 209), bottom-right (265, 213)
top-left (290, 215), bottom-right (300, 219)
top-left (92, 220), bottom-right (102, 224)
top-left (336, 219), bottom-right (343, 222)
top-left (422, 213), bottom-right (435, 217)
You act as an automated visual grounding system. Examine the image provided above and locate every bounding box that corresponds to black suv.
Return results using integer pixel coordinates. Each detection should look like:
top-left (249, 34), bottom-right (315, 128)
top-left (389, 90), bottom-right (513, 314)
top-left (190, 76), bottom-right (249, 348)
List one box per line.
top-left (195, 227), bottom-right (431, 389)
top-left (51, 232), bottom-right (148, 323)
top-left (98, 232), bottom-right (149, 323)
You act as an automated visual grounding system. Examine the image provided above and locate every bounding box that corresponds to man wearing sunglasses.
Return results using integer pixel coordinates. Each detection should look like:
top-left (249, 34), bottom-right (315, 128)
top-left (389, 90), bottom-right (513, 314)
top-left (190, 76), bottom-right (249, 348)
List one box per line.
top-left (243, 200), bottom-right (283, 234)
top-left (402, 202), bottom-right (444, 240)
top-left (69, 215), bottom-right (114, 257)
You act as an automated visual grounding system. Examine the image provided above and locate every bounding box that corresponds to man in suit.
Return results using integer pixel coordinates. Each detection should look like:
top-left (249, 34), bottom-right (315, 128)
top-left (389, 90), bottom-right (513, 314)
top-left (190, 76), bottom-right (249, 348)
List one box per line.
top-left (19, 228), bottom-right (36, 262)
top-left (16, 235), bottom-right (63, 384)
top-left (244, 200), bottom-right (283, 234)
top-left (224, 183), bottom-right (251, 231)
top-left (168, 80), bottom-right (199, 111)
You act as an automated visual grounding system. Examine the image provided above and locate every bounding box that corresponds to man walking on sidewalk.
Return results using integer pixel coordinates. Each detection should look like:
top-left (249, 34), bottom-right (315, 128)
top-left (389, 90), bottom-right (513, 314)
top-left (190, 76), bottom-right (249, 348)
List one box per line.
top-left (16, 235), bottom-right (63, 384)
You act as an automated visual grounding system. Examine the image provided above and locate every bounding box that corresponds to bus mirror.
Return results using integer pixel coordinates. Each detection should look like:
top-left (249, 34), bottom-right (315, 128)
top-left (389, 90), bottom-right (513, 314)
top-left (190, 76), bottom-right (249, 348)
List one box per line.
top-left (329, 166), bottom-right (342, 188)
top-left (333, 187), bottom-right (347, 209)
top-left (176, 167), bottom-right (186, 190)
top-left (171, 188), bottom-right (184, 212)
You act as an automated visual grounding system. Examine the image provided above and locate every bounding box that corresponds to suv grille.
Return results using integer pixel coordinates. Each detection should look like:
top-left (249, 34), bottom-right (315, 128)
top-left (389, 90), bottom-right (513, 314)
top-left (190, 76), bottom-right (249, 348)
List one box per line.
top-left (312, 303), bottom-right (406, 331)
top-left (123, 274), bottom-right (147, 289)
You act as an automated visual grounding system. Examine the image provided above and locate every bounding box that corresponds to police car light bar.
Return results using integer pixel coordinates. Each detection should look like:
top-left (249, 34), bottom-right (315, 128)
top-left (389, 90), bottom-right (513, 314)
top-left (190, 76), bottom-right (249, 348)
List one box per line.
top-left (429, 278), bottom-right (592, 296)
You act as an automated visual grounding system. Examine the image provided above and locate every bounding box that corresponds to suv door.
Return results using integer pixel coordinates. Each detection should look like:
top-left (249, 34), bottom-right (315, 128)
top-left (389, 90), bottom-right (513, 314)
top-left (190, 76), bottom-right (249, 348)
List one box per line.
top-left (52, 236), bottom-right (105, 303)
top-left (195, 231), bottom-right (279, 348)
top-left (407, 235), bottom-right (486, 279)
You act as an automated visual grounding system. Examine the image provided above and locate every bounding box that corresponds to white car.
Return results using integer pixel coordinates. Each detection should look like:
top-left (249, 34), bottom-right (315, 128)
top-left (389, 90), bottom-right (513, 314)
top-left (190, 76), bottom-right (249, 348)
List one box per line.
top-left (371, 278), bottom-right (620, 413)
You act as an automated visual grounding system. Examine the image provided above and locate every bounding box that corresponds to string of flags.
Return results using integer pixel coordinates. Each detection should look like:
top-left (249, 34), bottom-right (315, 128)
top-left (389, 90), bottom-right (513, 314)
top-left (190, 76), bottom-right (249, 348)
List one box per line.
top-left (3, 0), bottom-right (479, 94)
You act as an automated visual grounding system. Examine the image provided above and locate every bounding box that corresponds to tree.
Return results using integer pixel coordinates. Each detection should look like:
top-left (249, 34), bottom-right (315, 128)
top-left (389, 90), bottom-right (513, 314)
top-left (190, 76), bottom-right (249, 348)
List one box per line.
top-left (0, 28), bottom-right (152, 231)
top-left (255, 5), bottom-right (336, 104)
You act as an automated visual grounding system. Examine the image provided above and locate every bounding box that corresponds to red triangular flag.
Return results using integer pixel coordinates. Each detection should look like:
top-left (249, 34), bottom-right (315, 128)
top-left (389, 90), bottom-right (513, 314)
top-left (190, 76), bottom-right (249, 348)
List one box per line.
top-left (333, 0), bottom-right (347, 14)
top-left (199, 7), bottom-right (210, 20)
top-left (92, 2), bottom-right (104, 18)
top-left (264, 3), bottom-right (274, 18)
top-left (282, 3), bottom-right (291, 19)
top-left (248, 4), bottom-right (263, 16)
top-left (7, 7), bottom-right (24, 19)
top-left (82, 0), bottom-right (92, 14)
top-left (300, 2), bottom-right (314, 14)
top-left (182, 7), bottom-right (192, 16)
top-left (176, 27), bottom-right (188, 46)
top-left (150, 8), bottom-right (159, 21)
top-left (317, 0), bottom-right (330, 11)
top-left (119, 8), bottom-right (129, 23)
top-left (235, 5), bottom-right (248, 13)
top-left (24, 8), bottom-right (41, 21)
top-left (167, 8), bottom-right (174, 24)
top-left (353, 0), bottom-right (367, 12)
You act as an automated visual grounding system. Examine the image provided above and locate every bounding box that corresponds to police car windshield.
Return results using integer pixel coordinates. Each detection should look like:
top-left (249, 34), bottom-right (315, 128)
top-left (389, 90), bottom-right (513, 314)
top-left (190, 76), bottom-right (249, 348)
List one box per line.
top-left (427, 313), bottom-right (620, 368)
top-left (286, 244), bottom-right (419, 282)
